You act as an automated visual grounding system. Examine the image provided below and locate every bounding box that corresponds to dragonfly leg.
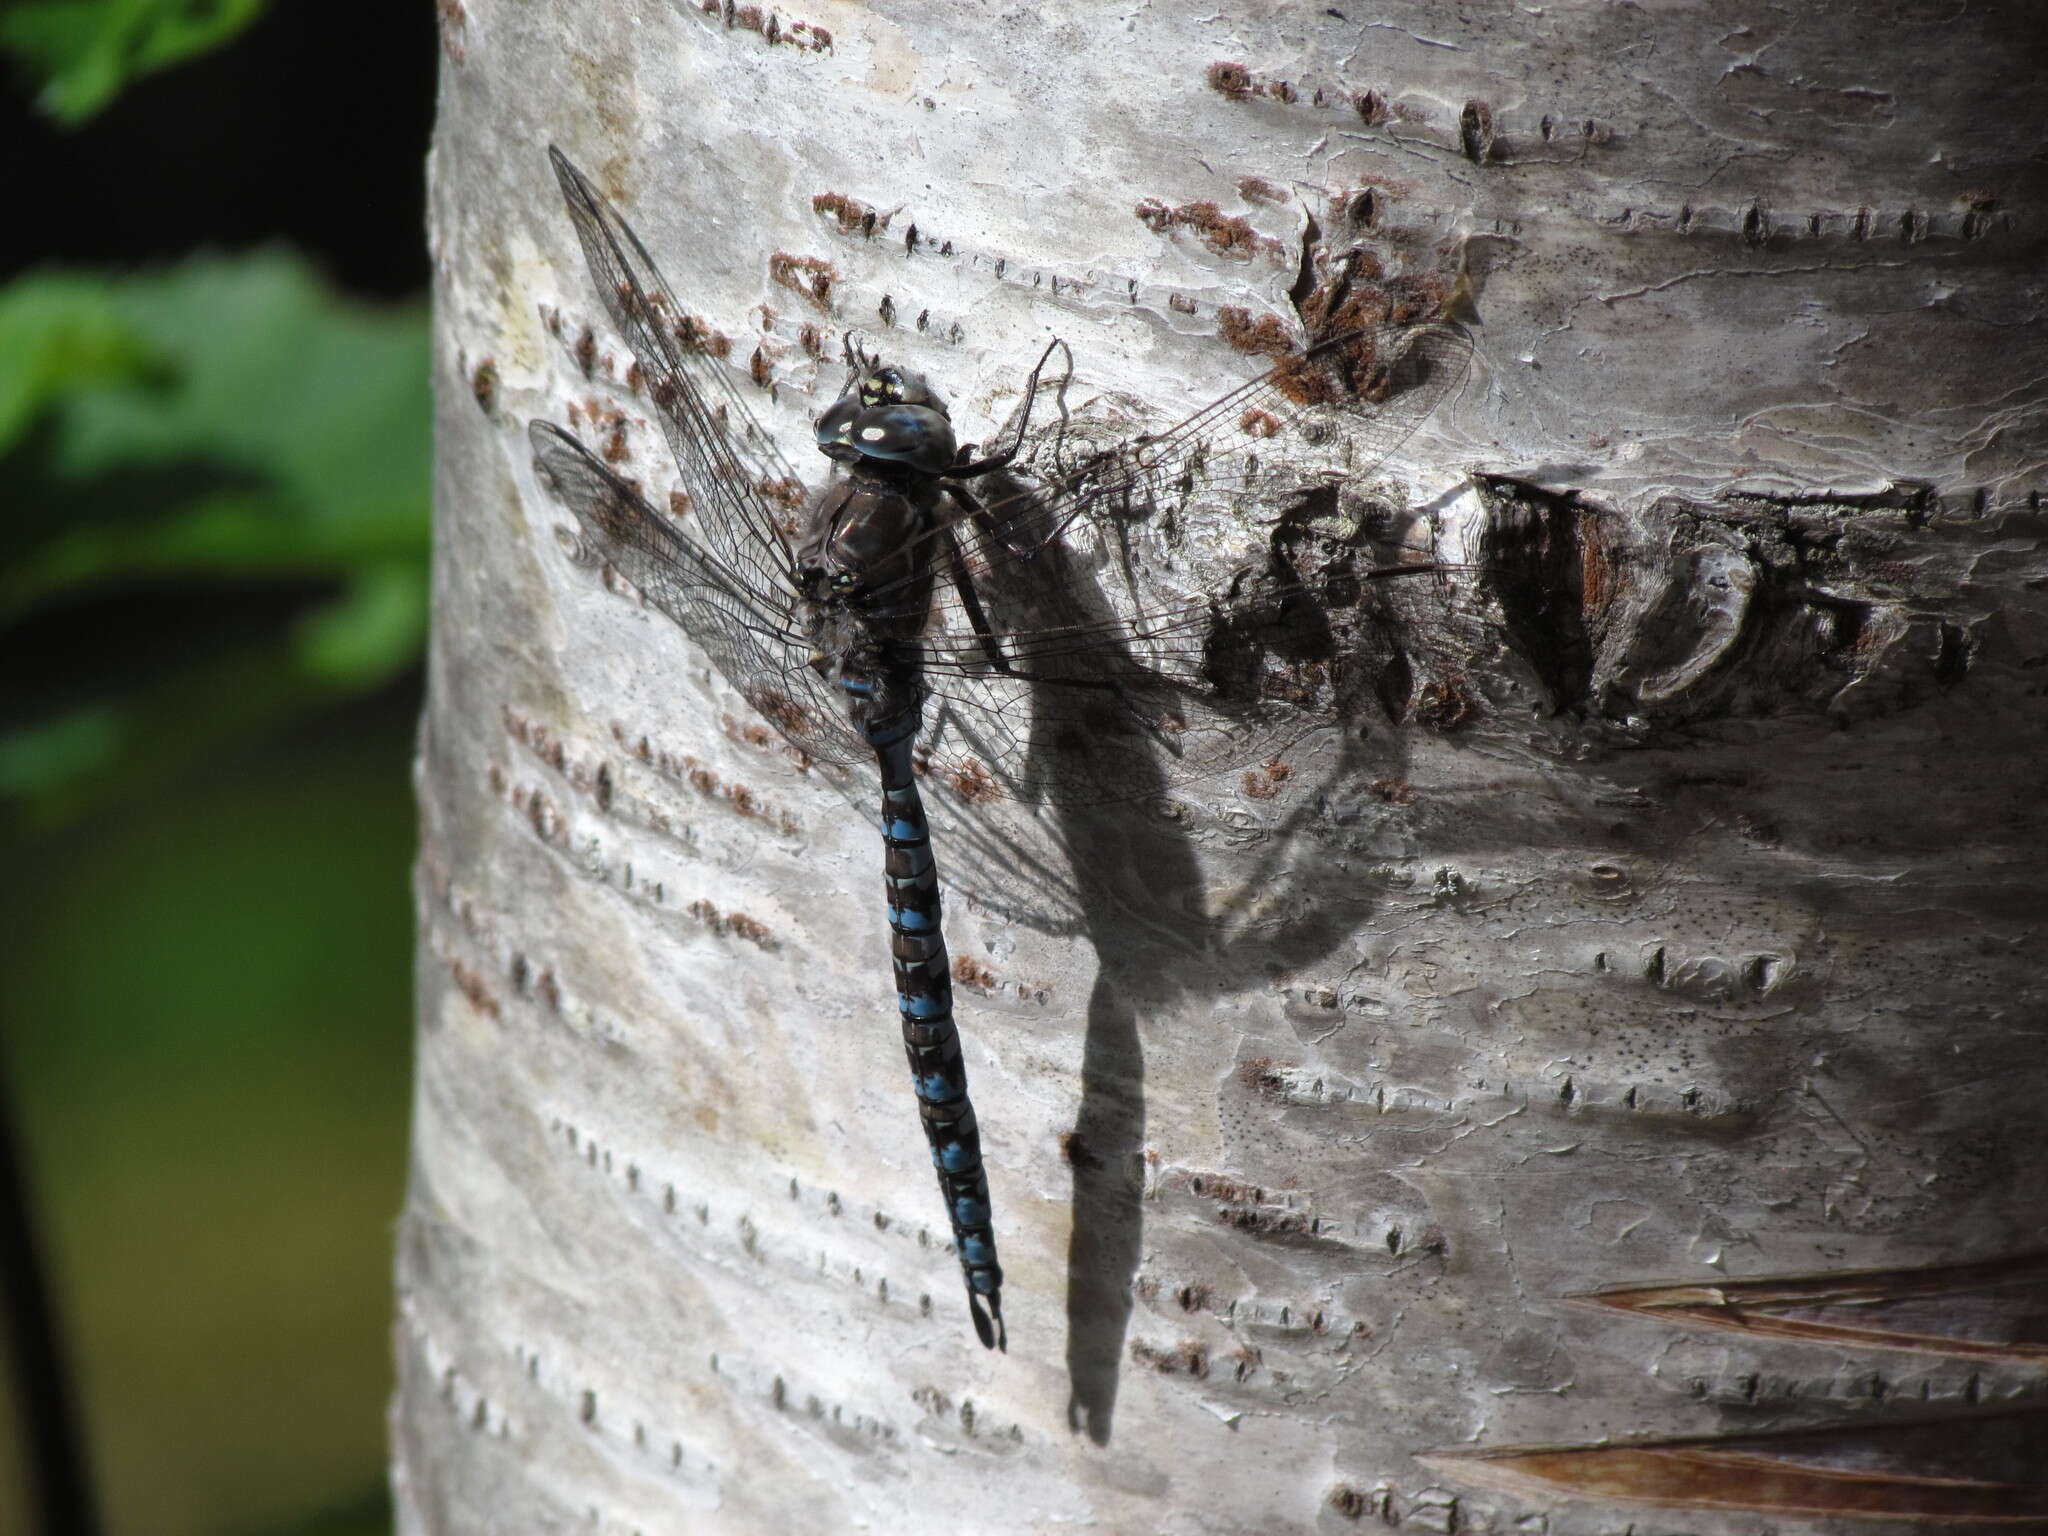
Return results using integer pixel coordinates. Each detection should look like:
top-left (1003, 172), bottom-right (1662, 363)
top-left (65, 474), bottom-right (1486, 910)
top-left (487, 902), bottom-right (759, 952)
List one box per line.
top-left (937, 516), bottom-right (1015, 675)
top-left (949, 339), bottom-right (1067, 478)
top-left (946, 460), bottom-right (1108, 565)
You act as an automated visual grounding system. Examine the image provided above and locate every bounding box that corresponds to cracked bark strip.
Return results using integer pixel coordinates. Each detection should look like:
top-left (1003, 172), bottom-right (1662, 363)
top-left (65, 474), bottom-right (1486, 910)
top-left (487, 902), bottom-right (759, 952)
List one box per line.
top-left (1571, 1251), bottom-right (2048, 1362)
top-left (1423, 1408), bottom-right (2048, 1524)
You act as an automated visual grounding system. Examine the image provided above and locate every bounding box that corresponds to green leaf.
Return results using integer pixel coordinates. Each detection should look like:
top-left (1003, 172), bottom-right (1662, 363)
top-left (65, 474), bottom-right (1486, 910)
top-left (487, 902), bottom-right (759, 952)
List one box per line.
top-left (2, 250), bottom-right (430, 603)
top-left (0, 703), bottom-right (127, 801)
top-left (0, 251), bottom-right (431, 830)
top-left (1, 0), bottom-right (272, 124)
top-left (0, 273), bottom-right (174, 455)
top-left (44, 250), bottom-right (430, 524)
top-left (0, 637), bottom-right (305, 834)
top-left (295, 561), bottom-right (430, 688)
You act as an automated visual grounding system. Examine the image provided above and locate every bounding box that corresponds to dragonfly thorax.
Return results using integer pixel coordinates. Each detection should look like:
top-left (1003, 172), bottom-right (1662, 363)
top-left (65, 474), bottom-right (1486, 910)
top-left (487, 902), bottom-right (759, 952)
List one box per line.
top-left (793, 476), bottom-right (941, 619)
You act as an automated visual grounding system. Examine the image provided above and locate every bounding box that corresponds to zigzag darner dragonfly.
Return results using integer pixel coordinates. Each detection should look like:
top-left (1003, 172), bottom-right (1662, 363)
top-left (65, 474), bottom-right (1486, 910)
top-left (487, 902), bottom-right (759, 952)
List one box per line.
top-left (528, 146), bottom-right (1473, 1350)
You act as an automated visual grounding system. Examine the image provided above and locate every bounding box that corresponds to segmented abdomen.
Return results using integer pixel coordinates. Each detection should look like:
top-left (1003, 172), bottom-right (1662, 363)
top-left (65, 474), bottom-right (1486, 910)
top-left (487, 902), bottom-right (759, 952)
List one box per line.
top-left (866, 711), bottom-right (1005, 1351)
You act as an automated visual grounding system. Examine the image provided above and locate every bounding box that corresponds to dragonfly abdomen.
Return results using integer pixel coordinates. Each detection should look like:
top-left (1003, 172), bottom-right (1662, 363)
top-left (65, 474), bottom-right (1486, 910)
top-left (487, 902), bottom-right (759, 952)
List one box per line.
top-left (867, 709), bottom-right (1005, 1351)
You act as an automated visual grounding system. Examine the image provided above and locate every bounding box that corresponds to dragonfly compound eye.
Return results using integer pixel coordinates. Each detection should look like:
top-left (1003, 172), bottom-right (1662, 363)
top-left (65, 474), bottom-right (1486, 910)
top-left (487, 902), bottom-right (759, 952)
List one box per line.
top-left (814, 396), bottom-right (862, 447)
top-left (849, 404), bottom-right (958, 475)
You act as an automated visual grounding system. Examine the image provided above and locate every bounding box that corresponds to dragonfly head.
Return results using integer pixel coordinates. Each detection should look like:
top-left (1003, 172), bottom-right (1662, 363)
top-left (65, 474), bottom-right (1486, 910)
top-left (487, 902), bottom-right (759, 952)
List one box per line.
top-left (814, 393), bottom-right (959, 476)
top-left (816, 342), bottom-right (959, 474)
top-left (858, 363), bottom-right (944, 413)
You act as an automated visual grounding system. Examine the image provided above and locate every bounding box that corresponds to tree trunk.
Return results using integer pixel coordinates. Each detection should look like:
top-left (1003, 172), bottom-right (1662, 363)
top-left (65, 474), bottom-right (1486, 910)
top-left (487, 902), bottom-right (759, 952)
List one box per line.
top-left (400, 3), bottom-right (2048, 1531)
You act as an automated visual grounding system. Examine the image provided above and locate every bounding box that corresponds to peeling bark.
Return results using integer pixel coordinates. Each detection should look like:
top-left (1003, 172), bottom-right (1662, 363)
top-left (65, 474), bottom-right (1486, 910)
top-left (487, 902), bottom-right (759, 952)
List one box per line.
top-left (402, 3), bottom-right (2048, 1531)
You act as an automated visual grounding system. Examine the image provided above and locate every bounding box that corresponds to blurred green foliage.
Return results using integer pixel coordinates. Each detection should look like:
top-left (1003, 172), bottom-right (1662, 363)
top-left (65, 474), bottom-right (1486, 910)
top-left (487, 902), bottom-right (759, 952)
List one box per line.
top-left (1, 0), bottom-right (271, 123)
top-left (0, 250), bottom-right (426, 1533)
top-left (1, 687), bottom-right (418, 1536)
top-left (0, 250), bottom-right (427, 1532)
top-left (1, 250), bottom-right (427, 1531)
top-left (4, 11), bottom-right (426, 1533)
top-left (0, 252), bottom-right (431, 834)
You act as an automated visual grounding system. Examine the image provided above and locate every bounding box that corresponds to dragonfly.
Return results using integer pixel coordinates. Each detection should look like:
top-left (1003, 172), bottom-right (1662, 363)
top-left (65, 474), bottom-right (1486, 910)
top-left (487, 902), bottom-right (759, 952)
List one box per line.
top-left (528, 146), bottom-right (1474, 1350)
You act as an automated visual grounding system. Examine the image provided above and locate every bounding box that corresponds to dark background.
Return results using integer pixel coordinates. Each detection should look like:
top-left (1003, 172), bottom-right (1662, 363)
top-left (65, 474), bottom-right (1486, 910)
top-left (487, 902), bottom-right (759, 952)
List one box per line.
top-left (2, 1), bottom-right (437, 1531)
top-left (1, 1), bottom-right (433, 297)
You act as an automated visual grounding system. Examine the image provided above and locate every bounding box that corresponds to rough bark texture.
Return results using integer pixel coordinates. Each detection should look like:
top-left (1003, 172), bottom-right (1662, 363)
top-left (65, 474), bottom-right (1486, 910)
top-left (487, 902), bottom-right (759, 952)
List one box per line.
top-left (401, 2), bottom-right (2048, 1531)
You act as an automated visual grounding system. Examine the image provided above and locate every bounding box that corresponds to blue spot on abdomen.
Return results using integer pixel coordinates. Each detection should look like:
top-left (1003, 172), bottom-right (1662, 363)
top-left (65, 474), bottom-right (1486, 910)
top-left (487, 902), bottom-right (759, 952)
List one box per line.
top-left (953, 1195), bottom-right (990, 1226)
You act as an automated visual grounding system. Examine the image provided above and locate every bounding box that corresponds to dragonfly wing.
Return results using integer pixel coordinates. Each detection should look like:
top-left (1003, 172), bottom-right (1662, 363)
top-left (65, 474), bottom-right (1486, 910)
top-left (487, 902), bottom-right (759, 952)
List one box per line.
top-left (529, 420), bottom-right (858, 770)
top-left (911, 550), bottom-right (1475, 805)
top-left (902, 323), bottom-right (1476, 804)
top-left (547, 147), bottom-right (811, 627)
top-left (978, 322), bottom-right (1473, 559)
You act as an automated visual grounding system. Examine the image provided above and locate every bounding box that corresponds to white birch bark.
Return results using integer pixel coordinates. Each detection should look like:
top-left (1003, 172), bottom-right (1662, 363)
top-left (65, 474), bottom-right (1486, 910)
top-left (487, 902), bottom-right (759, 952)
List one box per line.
top-left (400, 2), bottom-right (2048, 1531)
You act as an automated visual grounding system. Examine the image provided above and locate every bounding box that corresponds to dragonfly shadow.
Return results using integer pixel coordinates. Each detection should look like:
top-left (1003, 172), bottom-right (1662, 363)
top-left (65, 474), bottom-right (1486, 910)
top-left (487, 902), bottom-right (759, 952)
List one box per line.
top-left (1053, 775), bottom-right (1177, 1445)
top-left (938, 465), bottom-right (1426, 1443)
top-left (1050, 730), bottom-right (1412, 1445)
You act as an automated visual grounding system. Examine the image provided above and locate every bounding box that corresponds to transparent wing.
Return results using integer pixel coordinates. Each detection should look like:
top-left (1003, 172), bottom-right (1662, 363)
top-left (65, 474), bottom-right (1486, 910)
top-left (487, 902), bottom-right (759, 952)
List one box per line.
top-left (529, 421), bottom-right (860, 771)
top-left (538, 143), bottom-right (1475, 806)
top-left (898, 325), bottom-right (1477, 804)
top-left (981, 322), bottom-right (1473, 561)
top-left (546, 146), bottom-right (811, 629)
top-left (908, 548), bottom-right (1483, 805)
